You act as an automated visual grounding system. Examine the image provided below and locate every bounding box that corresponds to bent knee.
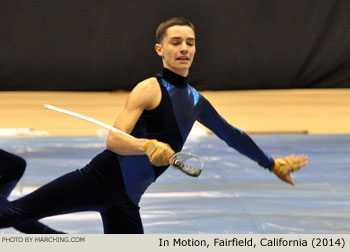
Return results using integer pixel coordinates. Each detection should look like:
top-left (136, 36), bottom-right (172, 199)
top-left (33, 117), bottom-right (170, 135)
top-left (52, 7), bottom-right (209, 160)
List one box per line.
top-left (0, 151), bottom-right (26, 182)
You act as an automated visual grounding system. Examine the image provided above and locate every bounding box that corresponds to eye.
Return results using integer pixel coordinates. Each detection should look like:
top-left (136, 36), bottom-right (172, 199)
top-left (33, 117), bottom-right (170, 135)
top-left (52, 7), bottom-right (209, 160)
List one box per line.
top-left (187, 40), bottom-right (195, 46)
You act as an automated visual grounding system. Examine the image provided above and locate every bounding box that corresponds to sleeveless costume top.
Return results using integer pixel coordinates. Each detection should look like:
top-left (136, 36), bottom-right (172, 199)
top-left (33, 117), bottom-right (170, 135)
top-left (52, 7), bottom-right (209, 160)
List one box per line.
top-left (115, 68), bottom-right (274, 206)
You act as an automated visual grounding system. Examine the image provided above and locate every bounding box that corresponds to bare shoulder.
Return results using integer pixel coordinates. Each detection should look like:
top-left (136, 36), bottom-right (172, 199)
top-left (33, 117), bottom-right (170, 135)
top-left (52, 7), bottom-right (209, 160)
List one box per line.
top-left (129, 77), bottom-right (161, 110)
top-left (134, 77), bottom-right (159, 92)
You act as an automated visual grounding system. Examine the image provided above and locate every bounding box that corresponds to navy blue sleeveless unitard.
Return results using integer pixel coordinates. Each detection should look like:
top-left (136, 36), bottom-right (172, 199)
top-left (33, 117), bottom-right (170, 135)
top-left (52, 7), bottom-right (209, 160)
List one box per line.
top-left (0, 68), bottom-right (274, 233)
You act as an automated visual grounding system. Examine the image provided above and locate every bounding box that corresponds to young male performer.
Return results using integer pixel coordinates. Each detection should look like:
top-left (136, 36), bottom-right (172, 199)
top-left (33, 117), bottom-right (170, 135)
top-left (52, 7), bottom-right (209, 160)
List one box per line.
top-left (0, 17), bottom-right (307, 233)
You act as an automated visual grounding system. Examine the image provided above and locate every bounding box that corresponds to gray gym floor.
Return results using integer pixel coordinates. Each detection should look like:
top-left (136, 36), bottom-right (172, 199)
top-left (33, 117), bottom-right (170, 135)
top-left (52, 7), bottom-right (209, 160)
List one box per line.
top-left (1, 133), bottom-right (349, 234)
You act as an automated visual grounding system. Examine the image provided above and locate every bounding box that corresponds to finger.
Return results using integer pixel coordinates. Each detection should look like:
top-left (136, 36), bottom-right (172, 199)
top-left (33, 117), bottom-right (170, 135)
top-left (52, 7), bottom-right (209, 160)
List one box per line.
top-left (303, 155), bottom-right (309, 163)
top-left (284, 174), bottom-right (295, 185)
top-left (297, 155), bottom-right (308, 167)
top-left (169, 155), bottom-right (175, 165)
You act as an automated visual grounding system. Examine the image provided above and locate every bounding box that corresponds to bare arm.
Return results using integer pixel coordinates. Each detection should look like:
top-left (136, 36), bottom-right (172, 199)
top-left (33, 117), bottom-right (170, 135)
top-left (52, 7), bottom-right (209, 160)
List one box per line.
top-left (106, 77), bottom-right (161, 155)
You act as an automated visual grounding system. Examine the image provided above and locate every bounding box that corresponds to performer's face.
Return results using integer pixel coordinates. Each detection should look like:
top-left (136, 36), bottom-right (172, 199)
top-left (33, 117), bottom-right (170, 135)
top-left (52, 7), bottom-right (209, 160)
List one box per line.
top-left (155, 25), bottom-right (196, 77)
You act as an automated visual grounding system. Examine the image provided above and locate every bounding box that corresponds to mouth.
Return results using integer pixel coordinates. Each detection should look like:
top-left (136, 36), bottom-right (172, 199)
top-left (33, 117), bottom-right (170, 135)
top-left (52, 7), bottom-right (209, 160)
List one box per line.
top-left (176, 56), bottom-right (190, 61)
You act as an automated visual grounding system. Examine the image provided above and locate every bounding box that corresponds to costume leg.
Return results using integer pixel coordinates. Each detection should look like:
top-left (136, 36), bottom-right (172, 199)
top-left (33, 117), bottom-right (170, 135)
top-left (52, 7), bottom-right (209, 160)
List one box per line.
top-left (0, 149), bottom-right (64, 233)
top-left (0, 149), bottom-right (26, 197)
top-left (0, 166), bottom-right (111, 232)
top-left (101, 195), bottom-right (143, 234)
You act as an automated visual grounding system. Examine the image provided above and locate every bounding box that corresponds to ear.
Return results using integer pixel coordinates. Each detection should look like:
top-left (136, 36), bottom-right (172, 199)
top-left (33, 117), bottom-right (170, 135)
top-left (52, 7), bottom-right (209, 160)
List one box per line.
top-left (155, 43), bottom-right (163, 57)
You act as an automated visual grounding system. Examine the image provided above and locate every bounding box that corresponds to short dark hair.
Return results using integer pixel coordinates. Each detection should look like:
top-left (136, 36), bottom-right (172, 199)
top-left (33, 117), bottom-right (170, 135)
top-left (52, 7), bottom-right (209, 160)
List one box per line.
top-left (156, 17), bottom-right (195, 43)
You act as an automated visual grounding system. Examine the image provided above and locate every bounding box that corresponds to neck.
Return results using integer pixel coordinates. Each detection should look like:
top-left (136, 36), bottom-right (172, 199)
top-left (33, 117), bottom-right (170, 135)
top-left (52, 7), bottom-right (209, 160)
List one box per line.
top-left (161, 68), bottom-right (189, 88)
top-left (174, 69), bottom-right (189, 77)
top-left (162, 63), bottom-right (189, 77)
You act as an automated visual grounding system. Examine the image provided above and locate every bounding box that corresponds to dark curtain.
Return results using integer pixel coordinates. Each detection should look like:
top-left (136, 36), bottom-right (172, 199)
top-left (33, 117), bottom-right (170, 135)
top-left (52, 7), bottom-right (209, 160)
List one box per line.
top-left (0, 0), bottom-right (349, 91)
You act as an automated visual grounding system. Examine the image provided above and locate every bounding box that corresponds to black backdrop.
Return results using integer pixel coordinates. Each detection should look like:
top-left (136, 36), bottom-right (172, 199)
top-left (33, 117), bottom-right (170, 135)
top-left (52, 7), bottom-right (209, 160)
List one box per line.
top-left (1, 0), bottom-right (349, 91)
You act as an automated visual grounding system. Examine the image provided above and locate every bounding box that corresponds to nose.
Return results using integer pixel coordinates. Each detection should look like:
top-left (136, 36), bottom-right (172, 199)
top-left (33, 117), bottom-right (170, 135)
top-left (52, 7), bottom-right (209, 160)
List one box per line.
top-left (180, 42), bottom-right (188, 54)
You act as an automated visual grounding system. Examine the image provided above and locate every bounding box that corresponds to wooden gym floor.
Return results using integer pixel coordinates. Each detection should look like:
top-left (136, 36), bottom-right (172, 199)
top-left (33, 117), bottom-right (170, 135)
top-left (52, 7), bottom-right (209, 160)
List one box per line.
top-left (1, 89), bottom-right (350, 136)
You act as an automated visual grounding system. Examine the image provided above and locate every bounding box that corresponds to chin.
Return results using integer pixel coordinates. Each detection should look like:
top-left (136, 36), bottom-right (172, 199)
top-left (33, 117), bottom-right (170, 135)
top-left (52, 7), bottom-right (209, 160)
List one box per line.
top-left (176, 66), bottom-right (190, 74)
top-left (177, 63), bottom-right (191, 70)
